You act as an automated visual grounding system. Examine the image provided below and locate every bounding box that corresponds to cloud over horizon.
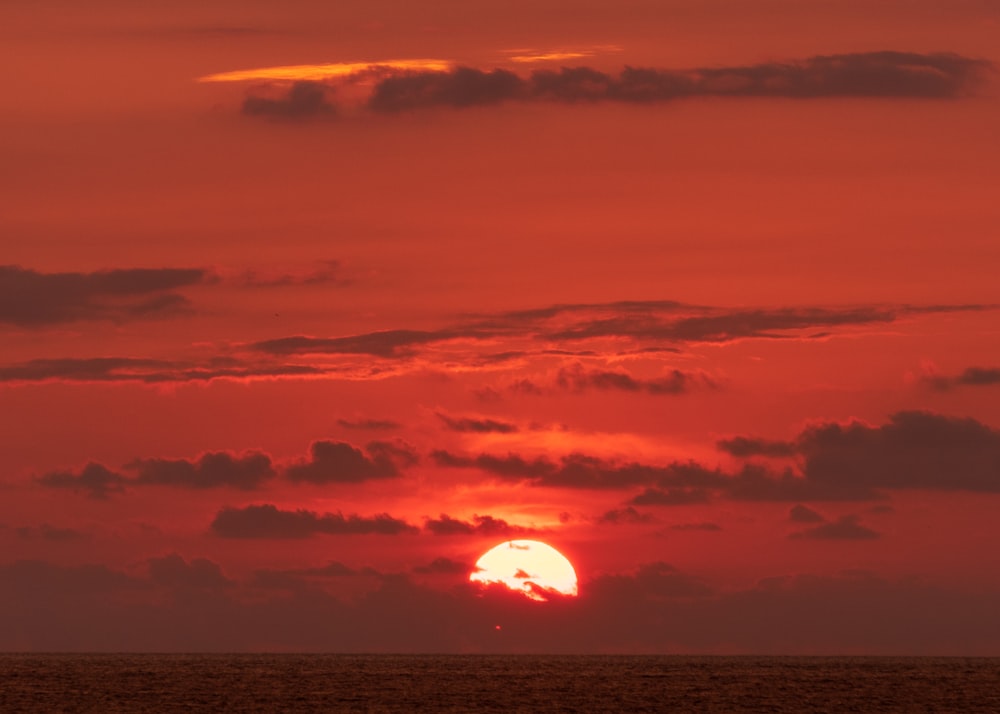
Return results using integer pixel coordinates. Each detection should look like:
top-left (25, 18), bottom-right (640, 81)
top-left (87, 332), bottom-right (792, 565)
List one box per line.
top-left (0, 265), bottom-right (206, 327)
top-left (238, 51), bottom-right (993, 119)
top-left (210, 504), bottom-right (418, 538)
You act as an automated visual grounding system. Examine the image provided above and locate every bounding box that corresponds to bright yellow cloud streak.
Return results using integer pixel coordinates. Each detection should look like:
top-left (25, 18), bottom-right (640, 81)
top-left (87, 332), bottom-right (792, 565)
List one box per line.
top-left (509, 51), bottom-right (591, 63)
top-left (198, 59), bottom-right (453, 83)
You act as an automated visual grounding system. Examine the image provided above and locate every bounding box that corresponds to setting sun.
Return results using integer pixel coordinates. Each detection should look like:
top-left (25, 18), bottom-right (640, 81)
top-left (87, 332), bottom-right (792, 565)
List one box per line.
top-left (471, 540), bottom-right (579, 601)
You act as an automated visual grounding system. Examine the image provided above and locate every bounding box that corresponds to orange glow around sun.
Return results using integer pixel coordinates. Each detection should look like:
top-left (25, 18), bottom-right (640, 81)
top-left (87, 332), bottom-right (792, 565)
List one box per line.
top-left (470, 540), bottom-right (579, 601)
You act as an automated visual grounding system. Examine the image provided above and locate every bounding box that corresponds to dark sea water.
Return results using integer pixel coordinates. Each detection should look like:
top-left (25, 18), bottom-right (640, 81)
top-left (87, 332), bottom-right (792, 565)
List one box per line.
top-left (2, 654), bottom-right (998, 713)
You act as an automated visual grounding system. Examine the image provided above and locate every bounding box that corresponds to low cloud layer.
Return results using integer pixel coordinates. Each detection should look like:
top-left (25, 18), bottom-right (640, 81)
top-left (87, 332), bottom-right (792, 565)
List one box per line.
top-left (242, 81), bottom-right (336, 119)
top-left (6, 557), bottom-right (998, 653)
top-left (36, 440), bottom-right (415, 498)
top-left (424, 514), bottom-right (536, 536)
top-left (923, 366), bottom-right (1000, 391)
top-left (556, 364), bottom-right (711, 395)
top-left (436, 411), bottom-right (1000, 501)
top-left (210, 504), bottom-right (418, 538)
top-left (0, 265), bottom-right (206, 326)
top-left (285, 441), bottom-right (414, 484)
top-left (243, 52), bottom-right (992, 120)
top-left (0, 357), bottom-right (324, 385)
top-left (790, 514), bottom-right (880, 540)
top-left (724, 411), bottom-right (1000, 494)
top-left (131, 452), bottom-right (274, 490)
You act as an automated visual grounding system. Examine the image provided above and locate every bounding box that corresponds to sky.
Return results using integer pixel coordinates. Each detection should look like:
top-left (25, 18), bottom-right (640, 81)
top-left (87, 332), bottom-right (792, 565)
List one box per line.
top-left (2, 0), bottom-right (1000, 654)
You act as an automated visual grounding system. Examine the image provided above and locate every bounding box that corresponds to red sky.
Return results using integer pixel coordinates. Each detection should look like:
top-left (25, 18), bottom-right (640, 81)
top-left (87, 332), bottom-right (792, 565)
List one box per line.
top-left (2, 0), bottom-right (1000, 653)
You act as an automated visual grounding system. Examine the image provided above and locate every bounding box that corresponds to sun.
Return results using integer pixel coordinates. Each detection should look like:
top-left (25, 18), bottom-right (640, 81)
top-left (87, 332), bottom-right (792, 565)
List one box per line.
top-left (470, 540), bottom-right (578, 601)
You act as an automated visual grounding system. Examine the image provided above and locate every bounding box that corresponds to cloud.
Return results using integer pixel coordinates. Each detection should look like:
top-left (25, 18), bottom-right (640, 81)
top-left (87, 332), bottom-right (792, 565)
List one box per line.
top-left (285, 440), bottom-right (414, 484)
top-left (438, 410), bottom-right (1000, 501)
top-left (337, 418), bottom-right (401, 431)
top-left (789, 505), bottom-right (825, 523)
top-left (242, 81), bottom-right (336, 119)
top-left (717, 436), bottom-right (798, 458)
top-left (249, 328), bottom-right (486, 358)
top-left (790, 514), bottom-right (880, 540)
top-left (0, 357), bottom-right (325, 385)
top-left (412, 557), bottom-right (471, 575)
top-left (725, 411), bottom-right (1000, 497)
top-left (3, 559), bottom-right (1000, 653)
top-left (234, 260), bottom-right (349, 288)
top-left (591, 562), bottom-right (714, 600)
top-left (360, 52), bottom-right (990, 114)
top-left (670, 522), bottom-right (722, 532)
top-left (238, 301), bottom-right (993, 380)
top-left (424, 514), bottom-right (535, 536)
top-left (229, 52), bottom-right (991, 135)
top-left (628, 488), bottom-right (712, 506)
top-left (436, 413), bottom-right (518, 433)
top-left (36, 463), bottom-right (128, 499)
top-left (253, 561), bottom-right (382, 588)
top-left (0, 265), bottom-right (206, 327)
top-left (129, 452), bottom-right (275, 490)
top-left (796, 411), bottom-right (1000, 493)
top-left (368, 67), bottom-right (524, 112)
top-left (432, 450), bottom-right (700, 490)
top-left (148, 554), bottom-right (232, 590)
top-left (555, 363), bottom-right (711, 395)
top-left (15, 524), bottom-right (88, 541)
top-left (924, 367), bottom-right (1000, 391)
top-left (210, 504), bottom-right (418, 538)
top-left (597, 507), bottom-right (657, 525)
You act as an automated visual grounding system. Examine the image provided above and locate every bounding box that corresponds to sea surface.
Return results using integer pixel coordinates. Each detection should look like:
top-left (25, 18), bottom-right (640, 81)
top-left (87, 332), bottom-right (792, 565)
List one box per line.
top-left (2, 654), bottom-right (998, 712)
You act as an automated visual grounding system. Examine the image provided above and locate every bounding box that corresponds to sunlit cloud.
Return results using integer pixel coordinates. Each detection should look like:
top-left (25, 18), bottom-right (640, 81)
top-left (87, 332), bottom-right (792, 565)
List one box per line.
top-left (502, 45), bottom-right (623, 64)
top-left (198, 59), bottom-right (453, 83)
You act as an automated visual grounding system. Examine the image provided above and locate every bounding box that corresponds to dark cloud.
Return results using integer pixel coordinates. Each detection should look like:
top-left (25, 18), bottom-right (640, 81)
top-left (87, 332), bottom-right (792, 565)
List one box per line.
top-left (236, 260), bottom-right (348, 288)
top-left (0, 265), bottom-right (205, 327)
top-left (210, 504), bottom-right (418, 538)
top-left (548, 306), bottom-right (901, 343)
top-left (129, 452), bottom-right (275, 490)
top-left (628, 488), bottom-right (712, 506)
top-left (369, 67), bottom-right (523, 112)
top-left (436, 413), bottom-right (518, 434)
top-left (717, 436), bottom-right (798, 458)
top-left (431, 450), bottom-right (690, 490)
top-left (438, 410), bottom-right (1000, 500)
top-left (285, 440), bottom-right (413, 484)
top-left (670, 522), bottom-right (722, 532)
top-left (790, 514), bottom-right (880, 540)
top-left (337, 418), bottom-right (401, 431)
top-left (359, 53), bottom-right (989, 114)
top-left (795, 411), bottom-right (1000, 493)
top-left (597, 507), bottom-right (657, 525)
top-left (726, 411), bottom-right (1000, 497)
top-left (3, 560), bottom-right (1000, 654)
top-left (242, 302), bottom-right (993, 373)
top-left (15, 524), bottom-right (88, 541)
top-left (148, 554), bottom-right (232, 590)
top-left (253, 561), bottom-right (382, 588)
top-left (243, 81), bottom-right (336, 119)
top-left (0, 356), bottom-right (324, 384)
top-left (36, 463), bottom-right (128, 499)
top-left (789, 505), bottom-right (825, 523)
top-left (424, 514), bottom-right (534, 536)
top-left (591, 562), bottom-right (714, 600)
top-left (412, 557), bottom-right (471, 575)
top-left (249, 328), bottom-right (487, 358)
top-left (924, 366), bottom-right (1000, 391)
top-left (556, 363), bottom-right (710, 395)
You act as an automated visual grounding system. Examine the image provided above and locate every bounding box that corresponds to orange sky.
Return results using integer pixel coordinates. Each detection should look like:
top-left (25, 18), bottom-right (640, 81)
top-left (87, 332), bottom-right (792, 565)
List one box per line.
top-left (2, 0), bottom-right (1000, 653)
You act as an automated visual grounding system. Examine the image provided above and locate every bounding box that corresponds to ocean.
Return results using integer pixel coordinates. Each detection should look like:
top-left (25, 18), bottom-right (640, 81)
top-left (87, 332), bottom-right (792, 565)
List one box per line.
top-left (2, 654), bottom-right (998, 712)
